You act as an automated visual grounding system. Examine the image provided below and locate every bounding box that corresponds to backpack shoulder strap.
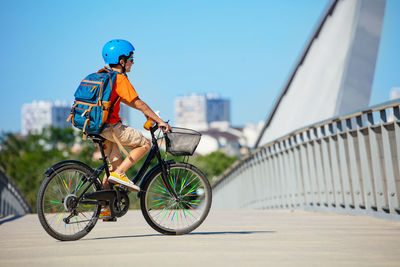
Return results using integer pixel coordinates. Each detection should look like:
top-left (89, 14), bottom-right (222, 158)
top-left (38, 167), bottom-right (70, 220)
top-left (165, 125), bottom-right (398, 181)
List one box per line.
top-left (98, 67), bottom-right (109, 73)
top-left (98, 67), bottom-right (118, 75)
top-left (111, 130), bottom-right (131, 159)
top-left (98, 67), bottom-right (118, 83)
top-left (98, 67), bottom-right (121, 115)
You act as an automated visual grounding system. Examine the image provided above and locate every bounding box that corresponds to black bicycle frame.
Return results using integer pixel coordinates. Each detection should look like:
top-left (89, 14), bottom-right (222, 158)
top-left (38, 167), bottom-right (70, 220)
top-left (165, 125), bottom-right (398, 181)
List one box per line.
top-left (77, 123), bottom-right (178, 202)
top-left (131, 124), bottom-right (178, 199)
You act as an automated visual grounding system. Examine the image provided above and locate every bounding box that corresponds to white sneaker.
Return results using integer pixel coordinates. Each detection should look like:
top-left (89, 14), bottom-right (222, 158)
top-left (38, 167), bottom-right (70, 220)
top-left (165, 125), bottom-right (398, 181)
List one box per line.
top-left (108, 172), bottom-right (140, 192)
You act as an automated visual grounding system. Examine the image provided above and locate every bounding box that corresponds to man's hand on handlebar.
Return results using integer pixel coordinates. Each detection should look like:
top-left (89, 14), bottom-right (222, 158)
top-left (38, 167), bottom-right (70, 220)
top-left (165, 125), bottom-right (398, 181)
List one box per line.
top-left (158, 121), bottom-right (172, 133)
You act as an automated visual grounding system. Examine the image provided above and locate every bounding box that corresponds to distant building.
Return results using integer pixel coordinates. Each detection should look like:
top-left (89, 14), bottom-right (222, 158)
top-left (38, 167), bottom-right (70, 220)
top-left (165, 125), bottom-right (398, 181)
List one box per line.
top-left (390, 87), bottom-right (400, 100)
top-left (389, 87), bottom-right (400, 122)
top-left (21, 101), bottom-right (70, 135)
top-left (196, 122), bottom-right (263, 157)
top-left (175, 94), bottom-right (230, 130)
top-left (197, 128), bottom-right (242, 157)
top-left (174, 93), bottom-right (263, 156)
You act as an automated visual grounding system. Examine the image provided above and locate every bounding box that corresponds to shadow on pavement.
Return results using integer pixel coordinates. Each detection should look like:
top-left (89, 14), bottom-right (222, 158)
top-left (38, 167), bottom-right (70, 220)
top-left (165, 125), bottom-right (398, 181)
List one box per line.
top-left (84, 230), bottom-right (275, 241)
top-left (0, 214), bottom-right (24, 225)
top-left (188, 230), bottom-right (275, 235)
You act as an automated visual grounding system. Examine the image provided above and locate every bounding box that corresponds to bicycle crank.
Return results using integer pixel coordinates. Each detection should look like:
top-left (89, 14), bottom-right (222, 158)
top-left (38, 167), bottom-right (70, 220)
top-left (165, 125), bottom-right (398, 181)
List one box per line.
top-left (109, 191), bottom-right (130, 218)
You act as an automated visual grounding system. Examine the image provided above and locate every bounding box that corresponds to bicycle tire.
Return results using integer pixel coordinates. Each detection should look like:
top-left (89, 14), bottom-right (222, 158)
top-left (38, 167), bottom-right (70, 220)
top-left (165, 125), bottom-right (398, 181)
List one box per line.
top-left (140, 162), bottom-right (212, 235)
top-left (37, 163), bottom-right (101, 241)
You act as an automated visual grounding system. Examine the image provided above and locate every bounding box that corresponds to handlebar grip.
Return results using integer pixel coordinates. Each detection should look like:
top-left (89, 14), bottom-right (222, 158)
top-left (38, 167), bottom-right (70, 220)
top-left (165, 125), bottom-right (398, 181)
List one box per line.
top-left (149, 122), bottom-right (170, 134)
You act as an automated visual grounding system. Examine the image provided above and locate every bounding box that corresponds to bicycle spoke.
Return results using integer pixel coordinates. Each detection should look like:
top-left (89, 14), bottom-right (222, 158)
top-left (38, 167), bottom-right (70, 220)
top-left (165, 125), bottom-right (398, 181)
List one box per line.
top-left (143, 164), bottom-right (211, 234)
top-left (39, 165), bottom-right (100, 240)
top-left (178, 170), bottom-right (197, 194)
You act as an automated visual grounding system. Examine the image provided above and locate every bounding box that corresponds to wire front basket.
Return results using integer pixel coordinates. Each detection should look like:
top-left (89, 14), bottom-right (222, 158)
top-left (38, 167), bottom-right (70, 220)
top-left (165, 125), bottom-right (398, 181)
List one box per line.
top-left (165, 127), bottom-right (201, 156)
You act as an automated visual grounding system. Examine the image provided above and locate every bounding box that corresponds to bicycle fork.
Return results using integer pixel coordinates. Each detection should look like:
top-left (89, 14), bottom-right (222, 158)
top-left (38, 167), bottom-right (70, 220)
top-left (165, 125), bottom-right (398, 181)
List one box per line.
top-left (160, 161), bottom-right (179, 200)
top-left (149, 132), bottom-right (179, 200)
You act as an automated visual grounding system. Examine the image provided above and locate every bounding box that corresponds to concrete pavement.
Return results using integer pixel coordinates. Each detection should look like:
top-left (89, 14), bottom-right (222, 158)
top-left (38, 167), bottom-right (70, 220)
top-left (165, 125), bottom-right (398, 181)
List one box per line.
top-left (1, 210), bottom-right (399, 266)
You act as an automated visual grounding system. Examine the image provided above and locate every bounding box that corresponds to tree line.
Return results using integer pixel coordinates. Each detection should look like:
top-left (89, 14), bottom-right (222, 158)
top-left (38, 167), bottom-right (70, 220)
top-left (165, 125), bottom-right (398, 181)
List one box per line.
top-left (0, 127), bottom-right (237, 212)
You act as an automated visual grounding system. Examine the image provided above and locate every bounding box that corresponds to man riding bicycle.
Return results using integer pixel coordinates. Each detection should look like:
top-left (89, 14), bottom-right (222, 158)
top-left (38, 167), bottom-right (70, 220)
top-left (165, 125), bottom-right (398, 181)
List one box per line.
top-left (36, 39), bottom-right (211, 237)
top-left (99, 39), bottom-right (171, 196)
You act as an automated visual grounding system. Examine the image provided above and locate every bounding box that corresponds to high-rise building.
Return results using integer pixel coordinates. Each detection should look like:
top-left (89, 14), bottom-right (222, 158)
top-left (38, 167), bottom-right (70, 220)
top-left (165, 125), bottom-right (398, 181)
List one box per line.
top-left (206, 97), bottom-right (230, 125)
top-left (21, 101), bottom-right (71, 135)
top-left (175, 94), bottom-right (230, 130)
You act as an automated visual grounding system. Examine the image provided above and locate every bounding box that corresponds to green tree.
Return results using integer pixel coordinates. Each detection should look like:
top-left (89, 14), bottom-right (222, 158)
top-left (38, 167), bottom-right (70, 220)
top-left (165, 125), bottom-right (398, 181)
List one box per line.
top-left (0, 127), bottom-right (97, 212)
top-left (191, 151), bottom-right (237, 183)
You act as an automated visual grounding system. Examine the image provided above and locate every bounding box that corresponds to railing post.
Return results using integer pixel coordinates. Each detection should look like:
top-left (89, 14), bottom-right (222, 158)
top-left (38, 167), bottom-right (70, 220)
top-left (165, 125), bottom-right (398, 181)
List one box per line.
top-left (328, 122), bottom-right (344, 208)
top-left (380, 107), bottom-right (400, 213)
top-left (336, 119), bottom-right (354, 209)
top-left (367, 111), bottom-right (388, 212)
top-left (345, 117), bottom-right (363, 209)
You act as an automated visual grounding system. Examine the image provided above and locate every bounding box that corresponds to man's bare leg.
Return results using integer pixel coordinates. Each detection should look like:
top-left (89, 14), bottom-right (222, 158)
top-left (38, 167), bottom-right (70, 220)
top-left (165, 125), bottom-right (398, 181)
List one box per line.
top-left (115, 140), bottom-right (151, 175)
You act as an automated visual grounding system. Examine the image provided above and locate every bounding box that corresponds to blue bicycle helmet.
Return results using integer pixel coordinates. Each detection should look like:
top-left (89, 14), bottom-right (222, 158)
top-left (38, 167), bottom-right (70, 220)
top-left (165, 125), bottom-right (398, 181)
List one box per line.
top-left (102, 39), bottom-right (135, 65)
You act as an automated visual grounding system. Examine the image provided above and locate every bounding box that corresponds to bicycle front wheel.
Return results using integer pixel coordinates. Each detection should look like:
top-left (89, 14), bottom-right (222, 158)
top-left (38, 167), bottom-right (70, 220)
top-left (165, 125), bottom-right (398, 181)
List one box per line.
top-left (37, 163), bottom-right (101, 241)
top-left (140, 162), bottom-right (212, 235)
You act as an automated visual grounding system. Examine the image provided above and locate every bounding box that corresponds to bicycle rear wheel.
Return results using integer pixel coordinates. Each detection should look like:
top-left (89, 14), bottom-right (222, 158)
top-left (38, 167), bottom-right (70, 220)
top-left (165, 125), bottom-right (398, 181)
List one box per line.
top-left (140, 162), bottom-right (212, 235)
top-left (37, 163), bottom-right (101, 241)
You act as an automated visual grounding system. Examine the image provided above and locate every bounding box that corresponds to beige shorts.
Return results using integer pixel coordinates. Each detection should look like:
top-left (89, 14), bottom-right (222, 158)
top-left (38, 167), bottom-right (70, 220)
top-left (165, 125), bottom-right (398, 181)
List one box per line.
top-left (100, 122), bottom-right (149, 163)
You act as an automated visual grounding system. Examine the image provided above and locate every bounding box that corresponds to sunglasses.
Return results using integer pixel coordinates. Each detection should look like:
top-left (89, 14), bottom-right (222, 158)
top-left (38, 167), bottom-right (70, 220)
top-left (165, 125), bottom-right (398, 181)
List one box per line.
top-left (127, 57), bottom-right (134, 62)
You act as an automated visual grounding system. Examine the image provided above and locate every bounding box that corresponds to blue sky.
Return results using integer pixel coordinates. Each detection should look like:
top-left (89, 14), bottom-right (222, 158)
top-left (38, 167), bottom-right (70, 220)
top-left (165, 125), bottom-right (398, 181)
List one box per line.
top-left (0, 0), bottom-right (399, 133)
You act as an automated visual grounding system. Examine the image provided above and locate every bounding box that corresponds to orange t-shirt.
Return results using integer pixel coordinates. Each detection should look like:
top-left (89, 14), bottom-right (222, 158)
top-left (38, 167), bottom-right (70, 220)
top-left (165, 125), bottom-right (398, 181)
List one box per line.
top-left (107, 74), bottom-right (138, 124)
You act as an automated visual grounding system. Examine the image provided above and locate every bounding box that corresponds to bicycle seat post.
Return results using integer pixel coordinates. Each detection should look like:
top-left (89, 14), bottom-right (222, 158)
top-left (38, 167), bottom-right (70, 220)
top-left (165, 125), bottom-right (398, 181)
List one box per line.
top-left (88, 134), bottom-right (110, 178)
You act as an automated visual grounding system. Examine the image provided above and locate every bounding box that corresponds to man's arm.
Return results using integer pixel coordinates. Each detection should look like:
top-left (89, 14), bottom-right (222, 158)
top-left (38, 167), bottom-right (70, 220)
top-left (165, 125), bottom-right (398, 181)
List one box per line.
top-left (122, 98), bottom-right (171, 131)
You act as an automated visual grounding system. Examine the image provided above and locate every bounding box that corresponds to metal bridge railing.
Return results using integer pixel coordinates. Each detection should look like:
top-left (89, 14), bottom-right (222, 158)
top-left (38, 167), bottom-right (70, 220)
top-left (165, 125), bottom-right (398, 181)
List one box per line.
top-left (212, 100), bottom-right (400, 220)
top-left (0, 168), bottom-right (32, 219)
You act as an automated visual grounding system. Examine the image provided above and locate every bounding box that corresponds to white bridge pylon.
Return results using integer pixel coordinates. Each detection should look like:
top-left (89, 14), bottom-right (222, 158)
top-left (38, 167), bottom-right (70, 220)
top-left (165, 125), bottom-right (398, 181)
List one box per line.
top-left (256, 0), bottom-right (386, 147)
top-left (212, 0), bottom-right (400, 221)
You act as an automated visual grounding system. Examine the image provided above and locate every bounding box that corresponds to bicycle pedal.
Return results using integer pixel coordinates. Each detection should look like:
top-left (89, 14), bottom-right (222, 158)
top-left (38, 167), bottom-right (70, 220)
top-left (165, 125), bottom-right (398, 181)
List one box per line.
top-left (103, 217), bottom-right (117, 222)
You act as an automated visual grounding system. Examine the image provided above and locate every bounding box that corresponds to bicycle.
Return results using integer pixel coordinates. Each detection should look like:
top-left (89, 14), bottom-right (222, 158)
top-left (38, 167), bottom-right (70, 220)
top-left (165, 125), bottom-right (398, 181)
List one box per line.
top-left (37, 124), bottom-right (212, 241)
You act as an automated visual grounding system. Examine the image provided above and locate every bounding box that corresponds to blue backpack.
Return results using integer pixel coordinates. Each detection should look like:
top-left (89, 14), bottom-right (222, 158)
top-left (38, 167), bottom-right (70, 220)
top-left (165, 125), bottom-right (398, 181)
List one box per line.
top-left (67, 68), bottom-right (120, 135)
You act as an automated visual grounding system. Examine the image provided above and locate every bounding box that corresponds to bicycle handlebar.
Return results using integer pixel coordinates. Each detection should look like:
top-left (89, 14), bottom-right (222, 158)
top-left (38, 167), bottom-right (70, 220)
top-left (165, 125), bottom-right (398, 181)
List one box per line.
top-left (150, 122), bottom-right (170, 134)
top-left (149, 123), bottom-right (170, 141)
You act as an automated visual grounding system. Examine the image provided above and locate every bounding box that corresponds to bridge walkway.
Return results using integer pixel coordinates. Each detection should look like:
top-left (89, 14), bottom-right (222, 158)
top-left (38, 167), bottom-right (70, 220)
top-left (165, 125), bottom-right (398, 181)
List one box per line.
top-left (1, 210), bottom-right (399, 266)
